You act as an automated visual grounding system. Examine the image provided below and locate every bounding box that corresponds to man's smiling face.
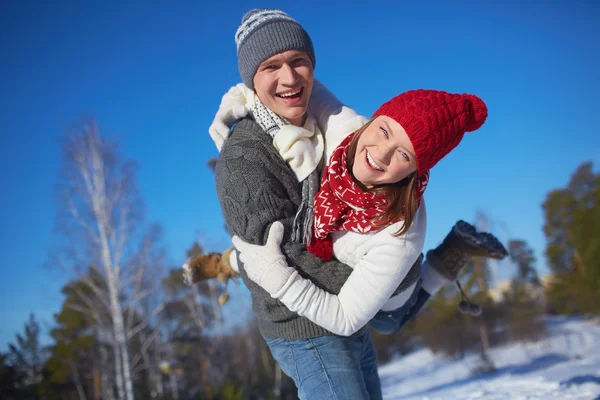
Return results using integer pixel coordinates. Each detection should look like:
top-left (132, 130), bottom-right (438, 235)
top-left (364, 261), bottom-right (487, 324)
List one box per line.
top-left (252, 50), bottom-right (314, 126)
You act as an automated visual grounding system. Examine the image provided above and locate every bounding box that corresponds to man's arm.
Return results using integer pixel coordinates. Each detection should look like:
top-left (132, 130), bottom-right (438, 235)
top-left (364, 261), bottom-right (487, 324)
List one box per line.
top-left (215, 119), bottom-right (353, 293)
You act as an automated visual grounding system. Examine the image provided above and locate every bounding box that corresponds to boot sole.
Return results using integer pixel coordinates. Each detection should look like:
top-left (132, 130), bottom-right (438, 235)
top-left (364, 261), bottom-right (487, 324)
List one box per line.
top-left (454, 220), bottom-right (509, 260)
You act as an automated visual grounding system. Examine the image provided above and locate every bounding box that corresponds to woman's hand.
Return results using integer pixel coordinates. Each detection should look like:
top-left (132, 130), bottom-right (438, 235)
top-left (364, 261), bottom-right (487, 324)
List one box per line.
top-left (232, 222), bottom-right (296, 295)
top-left (208, 83), bottom-right (254, 150)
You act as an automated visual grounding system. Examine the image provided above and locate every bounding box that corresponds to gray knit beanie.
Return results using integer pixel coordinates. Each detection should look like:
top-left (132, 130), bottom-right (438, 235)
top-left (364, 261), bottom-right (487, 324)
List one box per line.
top-left (235, 9), bottom-right (316, 89)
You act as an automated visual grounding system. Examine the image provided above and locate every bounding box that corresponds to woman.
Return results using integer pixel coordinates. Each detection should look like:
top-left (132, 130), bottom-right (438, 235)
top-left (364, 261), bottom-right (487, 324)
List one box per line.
top-left (232, 89), bottom-right (507, 338)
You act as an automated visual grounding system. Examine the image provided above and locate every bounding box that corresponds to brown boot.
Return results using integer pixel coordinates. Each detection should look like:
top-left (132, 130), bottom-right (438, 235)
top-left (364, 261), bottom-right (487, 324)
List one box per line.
top-left (426, 220), bottom-right (508, 281)
top-left (182, 246), bottom-right (238, 286)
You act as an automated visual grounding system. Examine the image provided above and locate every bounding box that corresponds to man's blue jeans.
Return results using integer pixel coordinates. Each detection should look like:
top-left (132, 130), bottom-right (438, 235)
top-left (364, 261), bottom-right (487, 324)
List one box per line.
top-left (264, 329), bottom-right (381, 400)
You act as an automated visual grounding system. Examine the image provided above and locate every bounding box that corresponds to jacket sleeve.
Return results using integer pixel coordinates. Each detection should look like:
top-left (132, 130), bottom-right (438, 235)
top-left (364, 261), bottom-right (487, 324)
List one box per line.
top-left (215, 122), bottom-right (354, 294)
top-left (271, 202), bottom-right (427, 336)
top-left (309, 79), bottom-right (369, 159)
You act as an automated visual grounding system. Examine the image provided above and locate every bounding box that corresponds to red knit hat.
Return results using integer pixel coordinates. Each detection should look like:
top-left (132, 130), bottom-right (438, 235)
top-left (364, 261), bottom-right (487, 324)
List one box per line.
top-left (372, 89), bottom-right (488, 174)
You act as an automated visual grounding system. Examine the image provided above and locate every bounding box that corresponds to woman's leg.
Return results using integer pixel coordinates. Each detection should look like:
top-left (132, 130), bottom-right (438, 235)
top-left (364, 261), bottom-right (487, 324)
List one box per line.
top-left (370, 221), bottom-right (510, 334)
top-left (370, 279), bottom-right (431, 334)
top-left (265, 335), bottom-right (372, 400)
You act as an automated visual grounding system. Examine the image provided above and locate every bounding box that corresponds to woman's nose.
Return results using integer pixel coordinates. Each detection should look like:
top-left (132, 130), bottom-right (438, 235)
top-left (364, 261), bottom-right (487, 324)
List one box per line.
top-left (375, 144), bottom-right (395, 164)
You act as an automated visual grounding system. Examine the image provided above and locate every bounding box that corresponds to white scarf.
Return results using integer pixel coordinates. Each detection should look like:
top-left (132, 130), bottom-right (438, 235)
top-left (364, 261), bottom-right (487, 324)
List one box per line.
top-left (250, 95), bottom-right (323, 245)
top-left (251, 94), bottom-right (324, 182)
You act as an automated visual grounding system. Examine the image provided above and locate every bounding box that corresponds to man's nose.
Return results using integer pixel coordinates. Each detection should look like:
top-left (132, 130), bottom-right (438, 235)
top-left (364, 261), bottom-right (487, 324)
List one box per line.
top-left (278, 63), bottom-right (298, 85)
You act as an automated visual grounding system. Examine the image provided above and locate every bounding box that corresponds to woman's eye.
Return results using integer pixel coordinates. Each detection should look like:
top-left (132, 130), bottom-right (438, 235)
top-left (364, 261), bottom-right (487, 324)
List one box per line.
top-left (400, 151), bottom-right (410, 162)
top-left (380, 127), bottom-right (389, 137)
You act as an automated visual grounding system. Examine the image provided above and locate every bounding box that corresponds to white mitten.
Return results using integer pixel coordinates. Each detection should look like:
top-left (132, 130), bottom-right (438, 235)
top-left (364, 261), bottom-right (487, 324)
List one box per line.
top-left (209, 83), bottom-right (254, 150)
top-left (232, 222), bottom-right (296, 295)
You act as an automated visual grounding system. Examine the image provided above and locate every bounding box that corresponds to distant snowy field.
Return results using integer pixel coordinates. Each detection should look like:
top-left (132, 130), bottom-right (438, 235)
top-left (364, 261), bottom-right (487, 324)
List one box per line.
top-left (379, 316), bottom-right (600, 399)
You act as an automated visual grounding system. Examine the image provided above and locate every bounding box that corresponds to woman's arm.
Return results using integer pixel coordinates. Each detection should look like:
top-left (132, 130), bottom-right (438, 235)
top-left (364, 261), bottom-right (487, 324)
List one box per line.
top-left (275, 236), bottom-right (423, 336)
top-left (208, 83), bottom-right (254, 150)
top-left (235, 201), bottom-right (427, 336)
top-left (309, 79), bottom-right (369, 158)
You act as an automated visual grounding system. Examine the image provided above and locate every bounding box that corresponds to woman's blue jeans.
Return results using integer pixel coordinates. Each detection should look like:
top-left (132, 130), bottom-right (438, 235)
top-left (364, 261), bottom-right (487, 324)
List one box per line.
top-left (369, 279), bottom-right (432, 335)
top-left (264, 329), bottom-right (381, 400)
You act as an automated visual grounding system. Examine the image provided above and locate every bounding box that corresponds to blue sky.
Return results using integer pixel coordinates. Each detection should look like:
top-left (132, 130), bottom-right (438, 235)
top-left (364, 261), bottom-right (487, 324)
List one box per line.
top-left (1, 1), bottom-right (598, 350)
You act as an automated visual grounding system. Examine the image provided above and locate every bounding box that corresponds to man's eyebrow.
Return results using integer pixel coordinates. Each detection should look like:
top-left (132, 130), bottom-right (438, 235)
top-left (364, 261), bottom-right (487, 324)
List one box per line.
top-left (288, 51), bottom-right (307, 58)
top-left (259, 56), bottom-right (279, 66)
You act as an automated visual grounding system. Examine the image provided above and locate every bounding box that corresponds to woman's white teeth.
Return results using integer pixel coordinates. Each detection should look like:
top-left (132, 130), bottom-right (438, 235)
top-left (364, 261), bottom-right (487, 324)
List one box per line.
top-left (278, 89), bottom-right (301, 98)
top-left (366, 151), bottom-right (383, 171)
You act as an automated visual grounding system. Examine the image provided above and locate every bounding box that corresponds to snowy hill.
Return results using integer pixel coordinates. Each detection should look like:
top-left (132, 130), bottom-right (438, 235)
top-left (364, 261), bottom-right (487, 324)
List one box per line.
top-left (379, 316), bottom-right (600, 399)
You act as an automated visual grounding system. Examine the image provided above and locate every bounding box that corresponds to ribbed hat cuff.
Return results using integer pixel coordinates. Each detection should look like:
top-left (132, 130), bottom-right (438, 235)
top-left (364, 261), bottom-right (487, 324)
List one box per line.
top-left (237, 21), bottom-right (315, 89)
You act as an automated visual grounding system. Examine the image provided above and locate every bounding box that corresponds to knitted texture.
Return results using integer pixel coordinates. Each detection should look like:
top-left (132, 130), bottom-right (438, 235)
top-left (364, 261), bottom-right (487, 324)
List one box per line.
top-left (372, 90), bottom-right (488, 174)
top-left (235, 9), bottom-right (315, 89)
top-left (215, 117), bottom-right (367, 340)
top-left (250, 94), bottom-right (324, 247)
top-left (308, 133), bottom-right (429, 261)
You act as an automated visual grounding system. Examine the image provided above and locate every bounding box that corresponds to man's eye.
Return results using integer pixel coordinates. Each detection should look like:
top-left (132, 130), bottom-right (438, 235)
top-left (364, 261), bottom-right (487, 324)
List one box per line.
top-left (264, 64), bottom-right (277, 70)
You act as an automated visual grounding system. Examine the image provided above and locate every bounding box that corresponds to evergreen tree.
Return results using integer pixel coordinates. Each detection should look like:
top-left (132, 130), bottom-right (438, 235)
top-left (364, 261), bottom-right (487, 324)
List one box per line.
top-left (6, 313), bottom-right (45, 398)
top-left (0, 352), bottom-right (29, 400)
top-left (508, 239), bottom-right (541, 287)
top-left (543, 162), bottom-right (600, 314)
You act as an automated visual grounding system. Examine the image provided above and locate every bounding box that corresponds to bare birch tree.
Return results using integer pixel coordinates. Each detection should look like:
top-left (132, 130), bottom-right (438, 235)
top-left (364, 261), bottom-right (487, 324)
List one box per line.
top-left (52, 118), bottom-right (165, 400)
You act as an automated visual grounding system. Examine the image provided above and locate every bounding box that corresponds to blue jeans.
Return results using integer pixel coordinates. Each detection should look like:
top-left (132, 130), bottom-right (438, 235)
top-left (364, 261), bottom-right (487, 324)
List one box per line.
top-left (369, 279), bottom-right (432, 335)
top-left (264, 330), bottom-right (381, 400)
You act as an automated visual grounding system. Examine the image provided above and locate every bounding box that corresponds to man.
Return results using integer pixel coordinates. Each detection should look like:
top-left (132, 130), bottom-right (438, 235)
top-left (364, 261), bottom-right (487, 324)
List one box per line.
top-left (212, 9), bottom-right (382, 399)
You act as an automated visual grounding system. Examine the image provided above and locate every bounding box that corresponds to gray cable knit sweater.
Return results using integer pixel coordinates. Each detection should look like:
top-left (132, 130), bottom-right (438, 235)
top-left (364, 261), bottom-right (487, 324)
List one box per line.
top-left (215, 117), bottom-right (367, 340)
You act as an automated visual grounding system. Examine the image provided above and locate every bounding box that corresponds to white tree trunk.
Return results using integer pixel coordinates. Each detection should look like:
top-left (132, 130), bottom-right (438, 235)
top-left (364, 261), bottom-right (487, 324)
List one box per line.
top-left (58, 122), bottom-right (166, 400)
top-left (105, 251), bottom-right (133, 400)
top-left (139, 332), bottom-right (163, 399)
top-left (99, 343), bottom-right (115, 400)
top-left (112, 333), bottom-right (126, 400)
top-left (120, 342), bottom-right (134, 400)
top-left (87, 127), bottom-right (134, 400)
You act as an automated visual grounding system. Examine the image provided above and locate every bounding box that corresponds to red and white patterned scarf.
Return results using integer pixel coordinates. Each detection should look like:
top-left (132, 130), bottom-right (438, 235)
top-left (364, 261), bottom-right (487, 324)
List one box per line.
top-left (308, 133), bottom-right (430, 260)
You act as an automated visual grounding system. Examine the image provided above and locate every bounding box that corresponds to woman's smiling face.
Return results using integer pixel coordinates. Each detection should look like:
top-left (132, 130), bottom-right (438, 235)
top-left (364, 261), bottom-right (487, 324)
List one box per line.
top-left (352, 116), bottom-right (417, 187)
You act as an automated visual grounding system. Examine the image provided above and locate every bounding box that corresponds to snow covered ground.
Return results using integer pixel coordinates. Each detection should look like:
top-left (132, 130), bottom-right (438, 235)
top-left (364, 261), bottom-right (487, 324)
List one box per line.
top-left (379, 316), bottom-right (600, 399)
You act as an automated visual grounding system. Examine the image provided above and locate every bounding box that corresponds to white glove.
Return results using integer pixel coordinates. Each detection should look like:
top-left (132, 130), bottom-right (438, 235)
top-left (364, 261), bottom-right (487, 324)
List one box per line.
top-left (208, 83), bottom-right (254, 151)
top-left (232, 222), bottom-right (296, 295)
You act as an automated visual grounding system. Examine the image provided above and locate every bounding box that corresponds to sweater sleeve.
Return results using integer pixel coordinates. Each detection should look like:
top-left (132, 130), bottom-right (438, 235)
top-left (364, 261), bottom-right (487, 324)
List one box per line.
top-left (272, 202), bottom-right (427, 336)
top-left (216, 120), bottom-right (354, 294)
top-left (309, 79), bottom-right (369, 159)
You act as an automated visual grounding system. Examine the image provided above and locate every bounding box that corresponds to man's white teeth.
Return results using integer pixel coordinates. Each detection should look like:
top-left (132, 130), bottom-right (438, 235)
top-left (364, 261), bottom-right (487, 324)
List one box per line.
top-left (278, 89), bottom-right (301, 98)
top-left (366, 151), bottom-right (383, 171)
